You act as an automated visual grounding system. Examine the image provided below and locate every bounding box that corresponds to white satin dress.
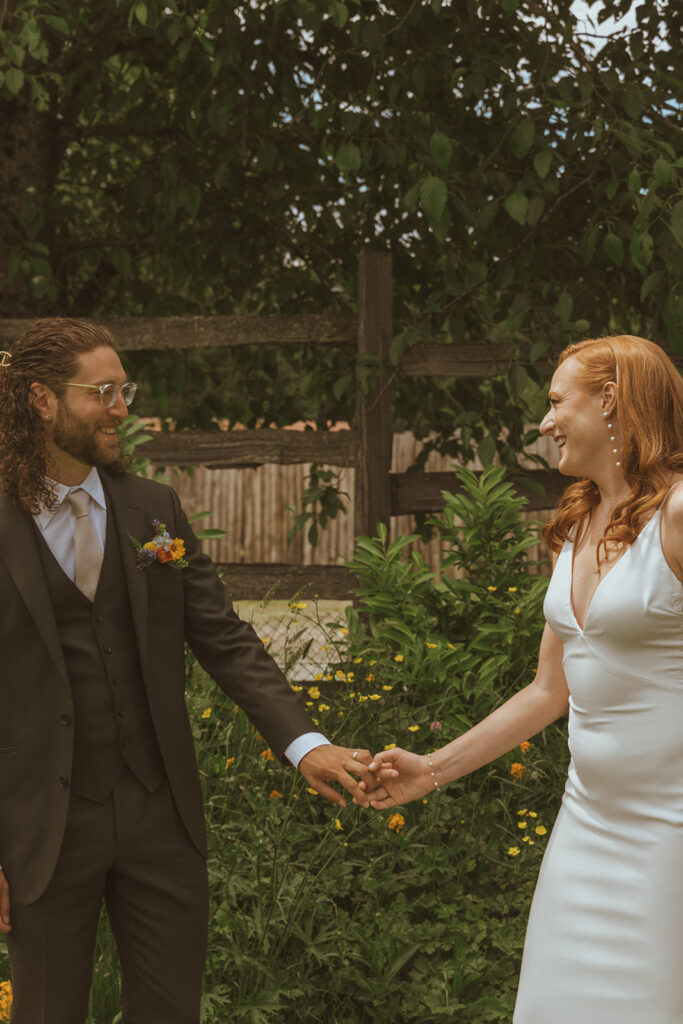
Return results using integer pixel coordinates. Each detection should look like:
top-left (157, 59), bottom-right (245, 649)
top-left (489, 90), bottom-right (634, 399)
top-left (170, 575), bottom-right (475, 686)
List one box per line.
top-left (513, 490), bottom-right (683, 1023)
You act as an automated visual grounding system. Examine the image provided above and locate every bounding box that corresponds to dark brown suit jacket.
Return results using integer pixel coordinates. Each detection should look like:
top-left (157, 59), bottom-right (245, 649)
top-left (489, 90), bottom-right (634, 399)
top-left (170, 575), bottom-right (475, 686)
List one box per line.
top-left (0, 470), bottom-right (315, 905)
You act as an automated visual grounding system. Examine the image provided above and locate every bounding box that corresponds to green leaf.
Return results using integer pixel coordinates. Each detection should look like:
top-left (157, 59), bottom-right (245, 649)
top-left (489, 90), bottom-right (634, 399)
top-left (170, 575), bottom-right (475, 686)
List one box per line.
top-left (627, 169), bottom-right (641, 196)
top-left (330, 1), bottom-right (349, 28)
top-left (508, 363), bottom-right (529, 398)
top-left (420, 176), bottom-right (447, 222)
top-left (533, 150), bottom-right (552, 179)
top-left (605, 179), bottom-right (619, 200)
top-left (5, 68), bottom-right (24, 95)
top-left (510, 119), bottom-right (535, 159)
top-left (670, 199), bottom-right (683, 248)
top-left (622, 84), bottom-right (645, 119)
top-left (653, 156), bottom-right (671, 189)
top-left (402, 183), bottom-right (420, 212)
top-left (477, 435), bottom-right (497, 467)
top-left (580, 224), bottom-right (599, 266)
top-left (603, 233), bottom-right (624, 266)
top-left (553, 290), bottom-right (573, 323)
top-left (501, 0), bottom-right (519, 13)
top-left (429, 131), bottom-right (452, 171)
top-left (640, 270), bottom-right (664, 302)
top-left (504, 190), bottom-right (528, 226)
top-left (134, 1), bottom-right (148, 26)
top-left (336, 142), bottom-right (361, 174)
top-left (629, 231), bottom-right (653, 273)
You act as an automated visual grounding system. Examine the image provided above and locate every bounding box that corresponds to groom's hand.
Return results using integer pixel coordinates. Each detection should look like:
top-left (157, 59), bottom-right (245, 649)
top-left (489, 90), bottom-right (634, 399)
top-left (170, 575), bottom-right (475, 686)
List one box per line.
top-left (298, 744), bottom-right (378, 808)
top-left (0, 870), bottom-right (11, 933)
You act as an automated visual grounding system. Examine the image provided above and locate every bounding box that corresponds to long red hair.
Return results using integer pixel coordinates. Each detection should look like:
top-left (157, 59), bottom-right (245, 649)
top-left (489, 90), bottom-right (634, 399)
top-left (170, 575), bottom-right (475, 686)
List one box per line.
top-left (542, 335), bottom-right (683, 564)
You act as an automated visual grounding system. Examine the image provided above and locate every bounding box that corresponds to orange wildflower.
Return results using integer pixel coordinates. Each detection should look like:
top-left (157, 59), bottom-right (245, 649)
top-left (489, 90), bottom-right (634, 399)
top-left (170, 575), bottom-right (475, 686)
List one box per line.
top-left (388, 813), bottom-right (405, 834)
top-left (520, 740), bottom-right (531, 753)
top-left (510, 762), bottom-right (524, 780)
top-left (259, 748), bottom-right (274, 762)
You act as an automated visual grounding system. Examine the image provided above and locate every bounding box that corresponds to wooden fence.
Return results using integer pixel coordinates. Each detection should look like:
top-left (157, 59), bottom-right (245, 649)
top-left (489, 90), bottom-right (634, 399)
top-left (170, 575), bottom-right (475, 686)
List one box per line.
top-left (3, 249), bottom-right (678, 598)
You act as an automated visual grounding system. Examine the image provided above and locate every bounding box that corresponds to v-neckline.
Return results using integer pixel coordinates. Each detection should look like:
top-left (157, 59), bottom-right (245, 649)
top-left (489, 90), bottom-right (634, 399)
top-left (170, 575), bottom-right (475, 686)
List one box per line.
top-left (568, 512), bottom-right (657, 633)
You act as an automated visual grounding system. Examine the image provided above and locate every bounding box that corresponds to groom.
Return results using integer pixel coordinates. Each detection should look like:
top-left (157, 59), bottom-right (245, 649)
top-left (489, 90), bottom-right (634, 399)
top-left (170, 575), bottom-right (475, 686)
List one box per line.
top-left (0, 318), bottom-right (377, 1023)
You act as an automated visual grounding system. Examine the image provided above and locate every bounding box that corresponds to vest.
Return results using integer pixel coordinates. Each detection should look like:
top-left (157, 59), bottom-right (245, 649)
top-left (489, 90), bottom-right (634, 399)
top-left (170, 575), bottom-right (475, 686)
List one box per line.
top-left (34, 511), bottom-right (165, 802)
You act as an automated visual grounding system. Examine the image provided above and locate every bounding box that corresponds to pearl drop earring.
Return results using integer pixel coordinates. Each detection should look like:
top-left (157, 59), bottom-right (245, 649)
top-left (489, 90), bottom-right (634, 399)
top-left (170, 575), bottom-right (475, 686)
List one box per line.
top-left (603, 411), bottom-right (621, 467)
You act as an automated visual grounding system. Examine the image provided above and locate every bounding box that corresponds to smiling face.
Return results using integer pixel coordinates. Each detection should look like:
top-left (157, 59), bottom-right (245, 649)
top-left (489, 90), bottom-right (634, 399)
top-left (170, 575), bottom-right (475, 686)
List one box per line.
top-left (540, 355), bottom-right (614, 479)
top-left (41, 346), bottom-right (129, 482)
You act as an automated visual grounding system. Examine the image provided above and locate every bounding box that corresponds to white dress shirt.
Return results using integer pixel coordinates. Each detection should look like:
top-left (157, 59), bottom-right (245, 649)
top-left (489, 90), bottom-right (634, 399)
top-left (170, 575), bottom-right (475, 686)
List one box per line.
top-left (31, 469), bottom-right (328, 769)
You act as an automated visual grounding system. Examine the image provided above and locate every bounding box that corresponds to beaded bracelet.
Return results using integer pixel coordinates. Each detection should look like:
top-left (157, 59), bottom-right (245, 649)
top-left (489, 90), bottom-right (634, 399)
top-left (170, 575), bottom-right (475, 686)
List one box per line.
top-left (427, 754), bottom-right (441, 792)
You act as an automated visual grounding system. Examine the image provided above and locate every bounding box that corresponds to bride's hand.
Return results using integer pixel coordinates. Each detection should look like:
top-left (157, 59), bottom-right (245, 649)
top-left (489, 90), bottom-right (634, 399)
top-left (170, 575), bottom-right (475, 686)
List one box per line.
top-left (353, 747), bottom-right (434, 809)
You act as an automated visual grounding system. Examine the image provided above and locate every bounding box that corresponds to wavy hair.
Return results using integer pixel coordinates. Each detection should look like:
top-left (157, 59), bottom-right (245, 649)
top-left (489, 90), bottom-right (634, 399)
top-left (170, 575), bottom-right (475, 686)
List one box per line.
top-left (542, 335), bottom-right (683, 566)
top-left (0, 318), bottom-right (127, 513)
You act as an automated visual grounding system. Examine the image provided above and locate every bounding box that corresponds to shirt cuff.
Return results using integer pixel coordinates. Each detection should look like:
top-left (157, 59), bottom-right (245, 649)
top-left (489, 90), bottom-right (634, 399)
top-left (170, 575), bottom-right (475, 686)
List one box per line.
top-left (284, 732), bottom-right (330, 769)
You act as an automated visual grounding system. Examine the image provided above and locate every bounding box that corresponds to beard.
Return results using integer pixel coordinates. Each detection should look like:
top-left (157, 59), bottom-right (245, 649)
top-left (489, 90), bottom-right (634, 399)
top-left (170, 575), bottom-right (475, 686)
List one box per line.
top-left (53, 405), bottom-right (122, 468)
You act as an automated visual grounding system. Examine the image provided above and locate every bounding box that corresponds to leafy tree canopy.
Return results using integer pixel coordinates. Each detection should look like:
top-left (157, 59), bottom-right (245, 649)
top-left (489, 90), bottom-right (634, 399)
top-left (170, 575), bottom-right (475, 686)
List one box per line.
top-left (1, 0), bottom-right (681, 453)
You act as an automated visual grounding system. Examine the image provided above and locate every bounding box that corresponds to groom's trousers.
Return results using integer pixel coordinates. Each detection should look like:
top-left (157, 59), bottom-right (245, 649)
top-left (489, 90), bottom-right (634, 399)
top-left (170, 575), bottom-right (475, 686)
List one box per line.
top-left (7, 765), bottom-right (208, 1024)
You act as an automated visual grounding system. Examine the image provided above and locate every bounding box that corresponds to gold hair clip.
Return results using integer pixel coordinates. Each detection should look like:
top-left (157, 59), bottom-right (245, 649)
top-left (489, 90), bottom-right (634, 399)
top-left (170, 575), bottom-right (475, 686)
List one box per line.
top-left (0, 351), bottom-right (12, 368)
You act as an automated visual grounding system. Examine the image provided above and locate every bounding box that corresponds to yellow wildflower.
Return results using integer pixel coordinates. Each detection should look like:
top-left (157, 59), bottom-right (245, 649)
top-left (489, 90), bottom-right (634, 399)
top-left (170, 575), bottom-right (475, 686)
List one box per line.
top-left (426, 642), bottom-right (438, 649)
top-left (358, 695), bottom-right (369, 703)
top-left (306, 787), bottom-right (319, 795)
top-left (318, 703), bottom-right (330, 712)
top-left (407, 724), bottom-right (420, 732)
top-left (335, 818), bottom-right (343, 831)
top-left (369, 659), bottom-right (377, 666)
top-left (535, 825), bottom-right (548, 836)
top-left (353, 657), bottom-right (363, 664)
top-left (487, 585), bottom-right (497, 592)
top-left (383, 743), bottom-right (397, 750)
top-left (394, 654), bottom-right (404, 662)
top-left (339, 627), bottom-right (349, 635)
top-left (291, 685), bottom-right (303, 693)
top-left (446, 643), bottom-right (457, 650)
top-left (508, 586), bottom-right (518, 592)
top-left (527, 811), bottom-right (538, 818)
top-left (369, 694), bottom-right (381, 701)
top-left (507, 846), bottom-right (521, 856)
top-left (308, 685), bottom-right (321, 699)
top-left (314, 673), bottom-right (323, 681)
top-left (382, 685), bottom-right (393, 691)
top-left (347, 672), bottom-right (355, 681)
top-left (517, 821), bottom-right (528, 829)
top-left (335, 670), bottom-right (346, 680)
top-left (517, 808), bottom-right (528, 816)
top-left (201, 708), bottom-right (212, 720)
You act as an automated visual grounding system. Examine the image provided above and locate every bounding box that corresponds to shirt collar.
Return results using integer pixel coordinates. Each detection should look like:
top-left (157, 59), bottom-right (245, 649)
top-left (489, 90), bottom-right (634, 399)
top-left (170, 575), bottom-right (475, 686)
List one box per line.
top-left (34, 467), bottom-right (106, 529)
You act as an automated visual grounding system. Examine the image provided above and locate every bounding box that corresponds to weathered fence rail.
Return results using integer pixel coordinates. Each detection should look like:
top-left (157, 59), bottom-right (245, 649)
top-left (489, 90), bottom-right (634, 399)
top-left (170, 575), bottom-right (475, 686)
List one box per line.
top-left (4, 251), bottom-right (679, 598)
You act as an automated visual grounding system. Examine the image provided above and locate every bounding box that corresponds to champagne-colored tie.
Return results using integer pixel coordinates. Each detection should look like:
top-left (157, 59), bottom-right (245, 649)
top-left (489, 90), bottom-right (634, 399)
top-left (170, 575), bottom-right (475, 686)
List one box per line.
top-left (66, 488), bottom-right (103, 601)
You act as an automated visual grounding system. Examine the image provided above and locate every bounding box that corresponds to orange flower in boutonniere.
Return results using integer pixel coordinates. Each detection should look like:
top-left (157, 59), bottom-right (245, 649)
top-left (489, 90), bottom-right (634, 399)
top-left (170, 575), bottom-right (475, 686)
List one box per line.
top-left (130, 519), bottom-right (188, 569)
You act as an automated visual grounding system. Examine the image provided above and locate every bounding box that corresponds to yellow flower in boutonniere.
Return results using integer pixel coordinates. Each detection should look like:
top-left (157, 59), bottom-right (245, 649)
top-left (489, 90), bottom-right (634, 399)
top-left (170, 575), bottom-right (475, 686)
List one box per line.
top-left (130, 519), bottom-right (188, 569)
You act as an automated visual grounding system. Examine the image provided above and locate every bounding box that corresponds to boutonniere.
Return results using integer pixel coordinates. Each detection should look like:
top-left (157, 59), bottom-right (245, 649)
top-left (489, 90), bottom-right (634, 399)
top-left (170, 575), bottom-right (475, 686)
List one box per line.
top-left (130, 518), bottom-right (188, 569)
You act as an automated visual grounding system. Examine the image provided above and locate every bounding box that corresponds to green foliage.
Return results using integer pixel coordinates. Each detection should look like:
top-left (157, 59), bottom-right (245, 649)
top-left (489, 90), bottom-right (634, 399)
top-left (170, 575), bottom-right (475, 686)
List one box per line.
top-left (1, 0), bottom-right (681, 476)
top-left (76, 465), bottom-right (567, 1023)
top-left (286, 463), bottom-right (348, 546)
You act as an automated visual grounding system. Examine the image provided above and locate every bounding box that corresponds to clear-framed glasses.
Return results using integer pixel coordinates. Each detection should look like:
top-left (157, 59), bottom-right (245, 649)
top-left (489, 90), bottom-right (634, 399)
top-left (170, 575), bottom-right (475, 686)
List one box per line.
top-left (63, 381), bottom-right (138, 408)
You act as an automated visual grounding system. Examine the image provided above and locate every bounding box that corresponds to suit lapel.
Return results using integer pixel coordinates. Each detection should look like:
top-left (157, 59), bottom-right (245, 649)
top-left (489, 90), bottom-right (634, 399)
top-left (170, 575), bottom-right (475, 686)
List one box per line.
top-left (0, 491), bottom-right (69, 685)
top-left (99, 471), bottom-right (149, 667)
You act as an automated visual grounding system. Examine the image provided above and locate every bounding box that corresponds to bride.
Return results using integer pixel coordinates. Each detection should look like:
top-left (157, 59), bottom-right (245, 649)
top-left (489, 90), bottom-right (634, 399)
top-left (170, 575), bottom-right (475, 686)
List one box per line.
top-left (362, 335), bottom-right (683, 1023)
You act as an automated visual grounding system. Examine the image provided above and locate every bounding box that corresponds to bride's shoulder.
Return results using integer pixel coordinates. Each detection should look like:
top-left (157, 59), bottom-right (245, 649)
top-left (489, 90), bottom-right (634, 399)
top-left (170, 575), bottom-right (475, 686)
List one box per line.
top-left (659, 478), bottom-right (683, 582)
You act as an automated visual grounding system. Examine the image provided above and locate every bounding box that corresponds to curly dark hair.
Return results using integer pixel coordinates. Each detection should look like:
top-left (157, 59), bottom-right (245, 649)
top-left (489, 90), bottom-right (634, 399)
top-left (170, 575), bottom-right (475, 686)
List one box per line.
top-left (0, 318), bottom-right (129, 513)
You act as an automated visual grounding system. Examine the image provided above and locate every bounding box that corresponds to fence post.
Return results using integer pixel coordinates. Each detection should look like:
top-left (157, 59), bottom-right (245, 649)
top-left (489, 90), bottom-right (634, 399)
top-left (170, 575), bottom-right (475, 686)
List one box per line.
top-left (354, 248), bottom-right (393, 538)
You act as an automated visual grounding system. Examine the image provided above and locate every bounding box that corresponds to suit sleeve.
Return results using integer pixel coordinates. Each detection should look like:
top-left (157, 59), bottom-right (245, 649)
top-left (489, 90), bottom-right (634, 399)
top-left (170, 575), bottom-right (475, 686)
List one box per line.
top-left (169, 488), bottom-right (317, 761)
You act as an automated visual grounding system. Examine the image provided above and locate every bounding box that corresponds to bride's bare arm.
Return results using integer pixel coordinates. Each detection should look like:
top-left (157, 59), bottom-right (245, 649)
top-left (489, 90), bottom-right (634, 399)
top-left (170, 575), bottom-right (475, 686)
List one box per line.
top-left (362, 623), bottom-right (569, 809)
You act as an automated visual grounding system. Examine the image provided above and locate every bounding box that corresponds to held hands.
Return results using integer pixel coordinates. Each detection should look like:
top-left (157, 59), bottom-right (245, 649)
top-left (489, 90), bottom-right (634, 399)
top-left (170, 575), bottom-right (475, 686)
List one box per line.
top-left (354, 747), bottom-right (436, 809)
top-left (0, 870), bottom-right (10, 933)
top-left (298, 744), bottom-right (389, 808)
